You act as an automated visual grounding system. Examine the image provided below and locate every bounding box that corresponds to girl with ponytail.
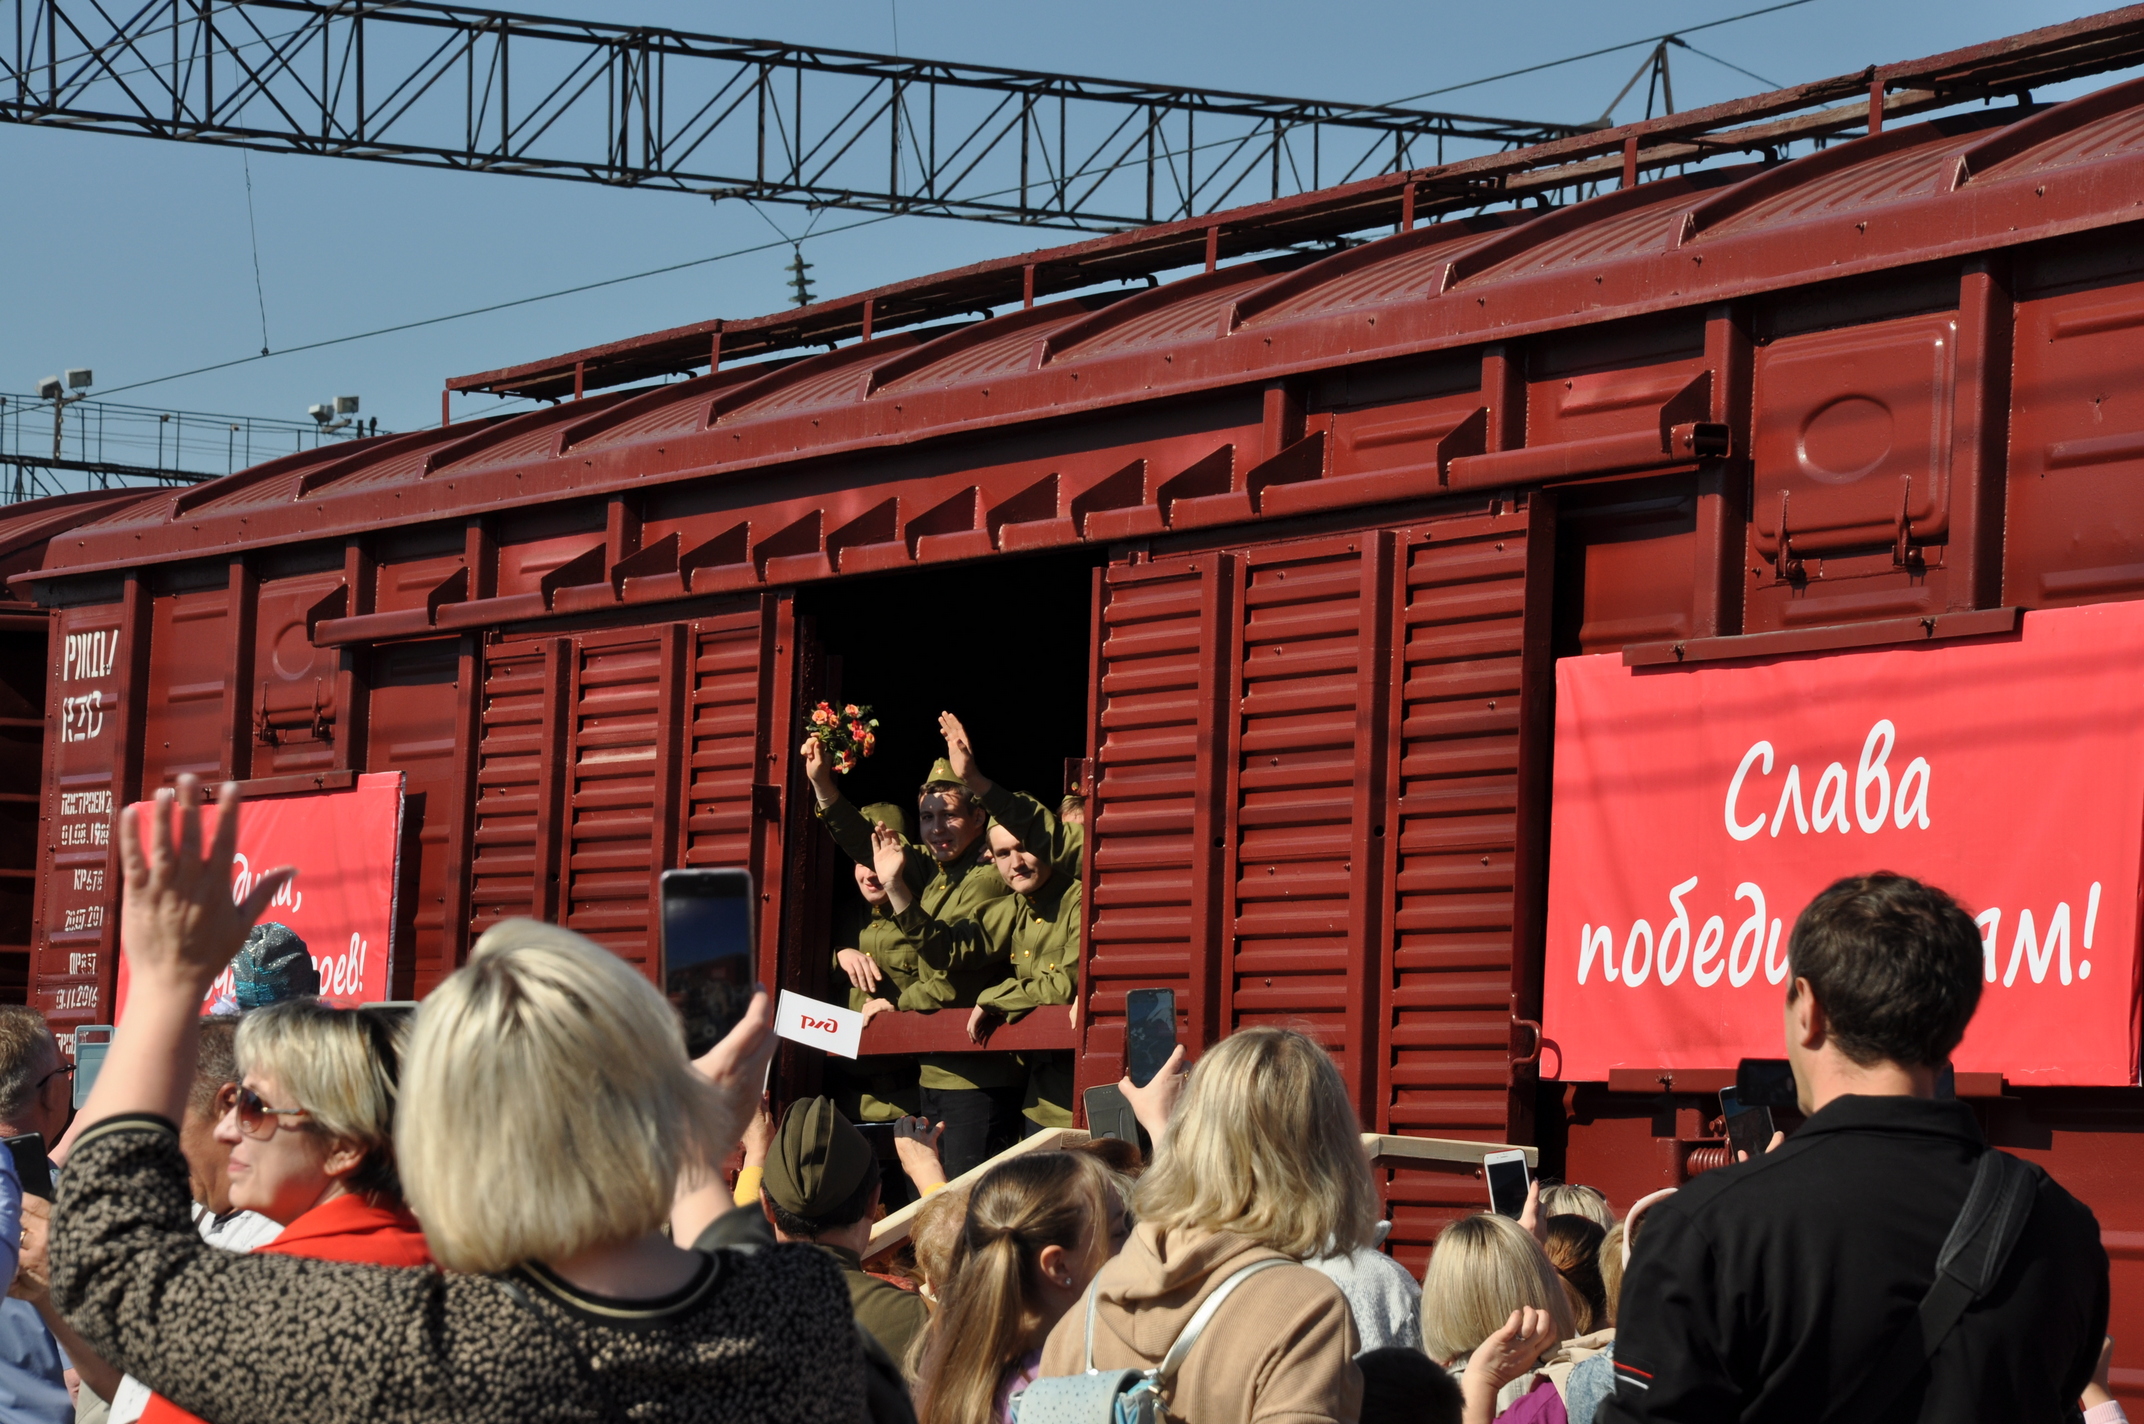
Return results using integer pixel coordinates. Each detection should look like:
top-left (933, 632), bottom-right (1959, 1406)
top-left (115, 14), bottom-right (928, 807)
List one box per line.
top-left (914, 1150), bottom-right (1122, 1424)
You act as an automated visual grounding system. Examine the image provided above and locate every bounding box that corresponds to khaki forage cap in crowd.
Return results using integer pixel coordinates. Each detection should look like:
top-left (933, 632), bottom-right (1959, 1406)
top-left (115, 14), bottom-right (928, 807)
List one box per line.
top-left (764, 1096), bottom-right (875, 1217)
top-left (921, 758), bottom-right (963, 790)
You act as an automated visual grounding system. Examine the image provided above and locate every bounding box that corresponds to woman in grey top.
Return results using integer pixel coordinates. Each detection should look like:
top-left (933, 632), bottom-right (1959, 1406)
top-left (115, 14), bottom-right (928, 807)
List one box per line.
top-left (51, 775), bottom-right (864, 1424)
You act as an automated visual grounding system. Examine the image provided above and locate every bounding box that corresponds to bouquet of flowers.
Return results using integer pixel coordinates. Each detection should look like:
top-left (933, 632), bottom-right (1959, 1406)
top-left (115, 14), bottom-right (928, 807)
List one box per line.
top-left (808, 701), bottom-right (879, 774)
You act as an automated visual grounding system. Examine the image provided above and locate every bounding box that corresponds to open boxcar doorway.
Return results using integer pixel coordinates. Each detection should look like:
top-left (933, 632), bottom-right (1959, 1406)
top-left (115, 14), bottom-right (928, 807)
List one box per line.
top-left (776, 550), bottom-right (1102, 1135)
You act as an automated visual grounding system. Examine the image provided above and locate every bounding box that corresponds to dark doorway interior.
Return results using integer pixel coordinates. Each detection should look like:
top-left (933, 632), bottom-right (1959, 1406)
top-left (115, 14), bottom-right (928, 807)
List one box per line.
top-left (796, 550), bottom-right (1099, 811)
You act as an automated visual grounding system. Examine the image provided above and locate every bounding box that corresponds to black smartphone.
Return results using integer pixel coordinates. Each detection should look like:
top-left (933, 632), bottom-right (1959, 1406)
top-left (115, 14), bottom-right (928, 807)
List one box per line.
top-left (1084, 1083), bottom-right (1141, 1144)
top-left (1736, 1057), bottom-right (1799, 1110)
top-left (1123, 988), bottom-right (1178, 1089)
top-left (659, 868), bottom-right (758, 1058)
top-left (1718, 1087), bottom-right (1776, 1162)
top-left (1485, 1149), bottom-right (1531, 1219)
top-left (853, 1122), bottom-right (898, 1157)
top-left (5, 1134), bottom-right (52, 1199)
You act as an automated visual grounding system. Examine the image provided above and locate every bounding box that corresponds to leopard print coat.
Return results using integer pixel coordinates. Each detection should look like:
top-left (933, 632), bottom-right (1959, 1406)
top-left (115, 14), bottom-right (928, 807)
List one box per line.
top-left (52, 1116), bottom-right (866, 1423)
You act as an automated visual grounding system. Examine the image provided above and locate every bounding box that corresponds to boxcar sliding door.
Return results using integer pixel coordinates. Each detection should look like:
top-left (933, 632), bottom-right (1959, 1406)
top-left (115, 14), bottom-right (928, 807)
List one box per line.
top-left (467, 595), bottom-right (793, 990)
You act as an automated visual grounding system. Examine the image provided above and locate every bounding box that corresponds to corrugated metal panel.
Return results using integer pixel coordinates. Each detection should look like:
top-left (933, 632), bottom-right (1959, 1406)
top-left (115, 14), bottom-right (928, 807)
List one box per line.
top-left (1383, 515), bottom-right (1532, 1133)
top-left (1380, 509), bottom-right (1545, 1262)
top-left (1223, 534), bottom-right (1390, 1114)
top-left (470, 638), bottom-right (563, 934)
top-left (1086, 555), bottom-right (1233, 1062)
top-left (560, 626), bottom-right (684, 975)
top-left (682, 605), bottom-right (770, 875)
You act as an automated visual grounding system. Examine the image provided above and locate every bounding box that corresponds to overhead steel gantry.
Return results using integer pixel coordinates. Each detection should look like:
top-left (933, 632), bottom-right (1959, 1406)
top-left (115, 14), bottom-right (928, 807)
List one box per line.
top-left (1, 0), bottom-right (1589, 231)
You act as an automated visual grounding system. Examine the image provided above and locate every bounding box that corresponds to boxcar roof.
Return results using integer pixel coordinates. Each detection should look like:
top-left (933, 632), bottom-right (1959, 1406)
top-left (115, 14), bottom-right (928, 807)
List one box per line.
top-left (29, 68), bottom-right (2144, 582)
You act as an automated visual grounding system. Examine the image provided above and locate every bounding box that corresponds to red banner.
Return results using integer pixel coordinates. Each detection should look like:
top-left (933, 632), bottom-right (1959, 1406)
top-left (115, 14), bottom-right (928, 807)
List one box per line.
top-left (115, 773), bottom-right (403, 1019)
top-left (1543, 603), bottom-right (2144, 1086)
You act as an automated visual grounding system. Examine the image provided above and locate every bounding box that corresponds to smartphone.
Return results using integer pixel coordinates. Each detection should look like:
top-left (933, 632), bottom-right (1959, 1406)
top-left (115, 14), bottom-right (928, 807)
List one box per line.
top-left (853, 1122), bottom-right (897, 1157)
top-left (1084, 1084), bottom-right (1142, 1145)
top-left (1123, 988), bottom-right (1177, 1089)
top-left (1718, 1087), bottom-right (1776, 1162)
top-left (1485, 1148), bottom-right (1530, 1219)
top-left (72, 1025), bottom-right (113, 1111)
top-left (4, 1134), bottom-right (52, 1199)
top-left (1736, 1057), bottom-right (1798, 1110)
top-left (659, 869), bottom-right (757, 1058)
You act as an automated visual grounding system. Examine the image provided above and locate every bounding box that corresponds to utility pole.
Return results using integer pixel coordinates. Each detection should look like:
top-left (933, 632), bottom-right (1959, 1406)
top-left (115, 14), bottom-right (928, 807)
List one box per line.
top-left (38, 369), bottom-right (92, 461)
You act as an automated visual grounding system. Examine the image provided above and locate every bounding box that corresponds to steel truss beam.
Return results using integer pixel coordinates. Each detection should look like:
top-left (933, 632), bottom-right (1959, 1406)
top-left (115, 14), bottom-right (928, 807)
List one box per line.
top-left (1, 0), bottom-right (1584, 231)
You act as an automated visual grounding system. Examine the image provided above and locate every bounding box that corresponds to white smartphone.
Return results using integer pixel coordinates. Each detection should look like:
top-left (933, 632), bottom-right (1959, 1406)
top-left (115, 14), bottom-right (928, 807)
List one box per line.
top-left (1485, 1149), bottom-right (1531, 1220)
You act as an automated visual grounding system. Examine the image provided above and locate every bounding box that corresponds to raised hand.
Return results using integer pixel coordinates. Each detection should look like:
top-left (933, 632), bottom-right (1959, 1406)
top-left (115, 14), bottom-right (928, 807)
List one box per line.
top-left (1518, 1177), bottom-right (1547, 1244)
top-left (799, 736), bottom-right (837, 801)
top-left (894, 1115), bottom-right (948, 1195)
top-left (118, 775), bottom-right (290, 996)
top-left (690, 985), bottom-right (778, 1144)
top-left (1461, 1306), bottom-right (1560, 1420)
top-left (937, 711), bottom-right (992, 796)
top-left (870, 821), bottom-right (914, 913)
top-left (1120, 1043), bottom-right (1188, 1152)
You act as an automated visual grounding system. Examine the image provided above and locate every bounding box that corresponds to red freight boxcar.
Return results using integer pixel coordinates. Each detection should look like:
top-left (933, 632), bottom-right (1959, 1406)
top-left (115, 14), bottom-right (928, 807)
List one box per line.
top-left (18, 8), bottom-right (2144, 1392)
top-left (0, 489), bottom-right (161, 1007)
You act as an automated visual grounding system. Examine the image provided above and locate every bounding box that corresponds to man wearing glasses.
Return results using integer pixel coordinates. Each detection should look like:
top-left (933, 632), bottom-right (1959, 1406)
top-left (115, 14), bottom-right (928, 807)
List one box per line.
top-left (0, 1005), bottom-right (78, 1424)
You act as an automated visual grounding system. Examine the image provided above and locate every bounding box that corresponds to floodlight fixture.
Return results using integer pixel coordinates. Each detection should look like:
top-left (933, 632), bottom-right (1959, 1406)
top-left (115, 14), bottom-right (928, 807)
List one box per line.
top-left (35, 377), bottom-right (61, 401)
top-left (65, 369), bottom-right (91, 390)
top-left (335, 395), bottom-right (360, 415)
top-left (307, 403), bottom-right (333, 425)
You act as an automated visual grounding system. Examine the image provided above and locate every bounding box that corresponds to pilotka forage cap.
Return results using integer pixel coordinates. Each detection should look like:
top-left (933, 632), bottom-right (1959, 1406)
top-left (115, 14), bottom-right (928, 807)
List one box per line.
top-left (858, 802), bottom-right (910, 839)
top-left (233, 922), bottom-right (319, 1009)
top-left (920, 758), bottom-right (964, 792)
top-left (763, 1096), bottom-right (875, 1219)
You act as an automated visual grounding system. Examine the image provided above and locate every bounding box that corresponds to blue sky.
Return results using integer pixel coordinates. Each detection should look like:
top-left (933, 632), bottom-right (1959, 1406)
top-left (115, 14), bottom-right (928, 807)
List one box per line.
top-left (0, 1), bottom-right (2102, 437)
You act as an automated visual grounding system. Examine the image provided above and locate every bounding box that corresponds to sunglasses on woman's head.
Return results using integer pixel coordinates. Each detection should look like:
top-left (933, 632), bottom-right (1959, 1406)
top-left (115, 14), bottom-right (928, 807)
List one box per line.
top-left (232, 1085), bottom-right (312, 1139)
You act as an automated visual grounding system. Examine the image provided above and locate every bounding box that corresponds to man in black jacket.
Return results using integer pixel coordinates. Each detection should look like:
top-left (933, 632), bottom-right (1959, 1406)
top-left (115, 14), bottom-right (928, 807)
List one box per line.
top-left (1601, 873), bottom-right (2107, 1424)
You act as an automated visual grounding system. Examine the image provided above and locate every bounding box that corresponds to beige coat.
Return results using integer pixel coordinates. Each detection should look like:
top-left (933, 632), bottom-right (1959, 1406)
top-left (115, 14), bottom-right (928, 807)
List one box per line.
top-left (1037, 1222), bottom-right (1362, 1424)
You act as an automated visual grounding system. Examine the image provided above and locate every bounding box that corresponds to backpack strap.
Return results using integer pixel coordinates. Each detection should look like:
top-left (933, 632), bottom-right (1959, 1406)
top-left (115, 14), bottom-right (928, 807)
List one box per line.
top-left (1861, 1149), bottom-right (2039, 1420)
top-left (1153, 1257), bottom-right (1294, 1391)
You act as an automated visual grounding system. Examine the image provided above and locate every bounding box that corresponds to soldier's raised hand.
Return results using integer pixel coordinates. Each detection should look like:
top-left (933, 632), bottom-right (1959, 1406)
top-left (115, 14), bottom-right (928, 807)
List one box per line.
top-left (870, 821), bottom-right (914, 913)
top-left (937, 711), bottom-right (993, 796)
top-left (798, 735), bottom-right (837, 800)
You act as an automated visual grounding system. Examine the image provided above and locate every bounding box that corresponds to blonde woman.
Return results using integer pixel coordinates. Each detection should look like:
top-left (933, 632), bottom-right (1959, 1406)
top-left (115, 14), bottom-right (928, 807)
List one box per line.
top-left (50, 776), bottom-right (862, 1424)
top-left (139, 1000), bottom-right (427, 1424)
top-left (1422, 1213), bottom-right (1576, 1423)
top-left (1036, 1026), bottom-right (1373, 1423)
top-left (914, 1150), bottom-right (1118, 1424)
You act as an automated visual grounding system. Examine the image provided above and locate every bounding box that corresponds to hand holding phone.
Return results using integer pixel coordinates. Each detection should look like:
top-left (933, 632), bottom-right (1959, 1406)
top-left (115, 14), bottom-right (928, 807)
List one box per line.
top-left (4, 1134), bottom-right (53, 1200)
top-left (1124, 988), bottom-right (1177, 1089)
top-left (660, 869), bottom-right (757, 1058)
top-left (1718, 1087), bottom-right (1777, 1163)
top-left (1485, 1148), bottom-right (1530, 1221)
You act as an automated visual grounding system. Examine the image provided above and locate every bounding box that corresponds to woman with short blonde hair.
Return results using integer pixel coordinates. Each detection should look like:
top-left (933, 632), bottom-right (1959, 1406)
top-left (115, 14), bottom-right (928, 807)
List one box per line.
top-left (51, 776), bottom-right (864, 1424)
top-left (1036, 1027), bottom-right (1373, 1424)
top-left (1421, 1213), bottom-right (1576, 1365)
top-left (397, 919), bottom-right (728, 1273)
top-left (231, 999), bottom-right (406, 1203)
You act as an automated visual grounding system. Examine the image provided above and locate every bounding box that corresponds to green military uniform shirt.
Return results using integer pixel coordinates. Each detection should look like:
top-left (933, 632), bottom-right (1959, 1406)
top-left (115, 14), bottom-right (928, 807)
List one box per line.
top-left (899, 784), bottom-right (1086, 1127)
top-left (819, 1242), bottom-right (928, 1365)
top-left (815, 790), bottom-right (1021, 1090)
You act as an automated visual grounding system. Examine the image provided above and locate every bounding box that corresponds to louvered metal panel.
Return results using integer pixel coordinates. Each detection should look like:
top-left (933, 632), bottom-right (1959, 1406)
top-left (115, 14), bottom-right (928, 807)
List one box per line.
top-left (1221, 534), bottom-right (1391, 1116)
top-left (469, 639), bottom-right (563, 934)
top-left (1381, 514), bottom-right (1537, 1137)
top-left (1086, 555), bottom-right (1233, 1067)
top-left (1377, 507), bottom-right (1553, 1267)
top-left (560, 626), bottom-right (684, 974)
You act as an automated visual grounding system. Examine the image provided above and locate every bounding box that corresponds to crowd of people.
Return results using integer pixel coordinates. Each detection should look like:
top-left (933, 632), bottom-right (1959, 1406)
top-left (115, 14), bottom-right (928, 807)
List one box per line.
top-left (0, 757), bottom-right (2124, 1423)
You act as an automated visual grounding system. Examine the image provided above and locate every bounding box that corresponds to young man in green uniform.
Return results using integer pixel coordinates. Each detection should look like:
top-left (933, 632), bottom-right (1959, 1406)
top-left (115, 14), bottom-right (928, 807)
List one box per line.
top-left (824, 803), bottom-right (925, 1132)
top-left (800, 733), bottom-right (1022, 1177)
top-left (872, 712), bottom-right (1083, 1132)
top-left (758, 1096), bottom-right (929, 1364)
